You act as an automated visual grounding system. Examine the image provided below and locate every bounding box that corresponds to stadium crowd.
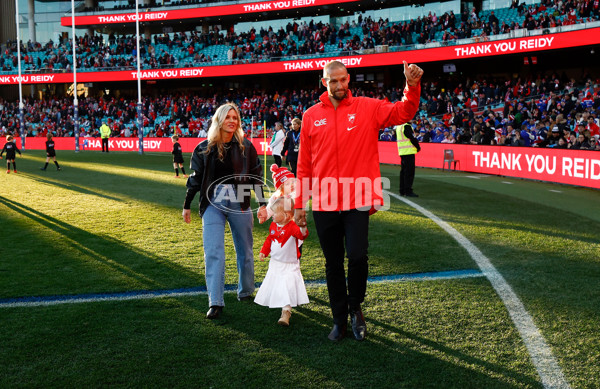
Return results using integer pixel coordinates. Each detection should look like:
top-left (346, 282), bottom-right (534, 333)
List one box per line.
top-left (1, 73), bottom-right (599, 150)
top-left (1, 0), bottom-right (599, 73)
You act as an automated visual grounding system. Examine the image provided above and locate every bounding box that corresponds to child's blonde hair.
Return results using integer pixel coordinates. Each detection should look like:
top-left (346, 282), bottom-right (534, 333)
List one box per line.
top-left (171, 135), bottom-right (179, 141)
top-left (272, 196), bottom-right (295, 217)
top-left (6, 135), bottom-right (13, 142)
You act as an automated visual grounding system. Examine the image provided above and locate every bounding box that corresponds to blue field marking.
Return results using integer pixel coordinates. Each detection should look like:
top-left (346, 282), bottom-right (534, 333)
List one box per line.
top-left (0, 269), bottom-right (483, 309)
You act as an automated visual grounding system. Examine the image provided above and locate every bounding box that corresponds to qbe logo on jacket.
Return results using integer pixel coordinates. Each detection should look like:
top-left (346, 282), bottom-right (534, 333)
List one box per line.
top-left (314, 118), bottom-right (327, 127)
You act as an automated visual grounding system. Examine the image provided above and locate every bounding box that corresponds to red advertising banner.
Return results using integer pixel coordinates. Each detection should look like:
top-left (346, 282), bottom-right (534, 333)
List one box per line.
top-left (61, 0), bottom-right (358, 26)
top-left (2, 137), bottom-right (272, 154)
top-left (380, 142), bottom-right (600, 189)
top-left (4, 137), bottom-right (599, 189)
top-left (2, 28), bottom-right (600, 86)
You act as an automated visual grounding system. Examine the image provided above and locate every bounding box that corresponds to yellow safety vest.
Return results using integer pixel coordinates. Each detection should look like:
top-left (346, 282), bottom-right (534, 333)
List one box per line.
top-left (395, 125), bottom-right (417, 156)
top-left (100, 124), bottom-right (111, 139)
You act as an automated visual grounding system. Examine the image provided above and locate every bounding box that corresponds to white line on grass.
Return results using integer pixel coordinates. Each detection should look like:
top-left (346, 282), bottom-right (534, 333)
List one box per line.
top-left (549, 190), bottom-right (562, 193)
top-left (0, 270), bottom-right (484, 309)
top-left (502, 181), bottom-right (514, 184)
top-left (386, 191), bottom-right (570, 389)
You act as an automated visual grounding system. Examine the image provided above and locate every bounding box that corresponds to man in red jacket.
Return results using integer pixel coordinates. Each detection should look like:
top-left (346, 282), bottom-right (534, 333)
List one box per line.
top-left (294, 60), bottom-right (423, 341)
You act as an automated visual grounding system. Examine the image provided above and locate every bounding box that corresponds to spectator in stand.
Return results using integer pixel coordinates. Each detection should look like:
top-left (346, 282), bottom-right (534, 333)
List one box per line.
top-left (471, 124), bottom-right (485, 144)
top-left (441, 130), bottom-right (456, 143)
top-left (519, 124), bottom-right (534, 147)
top-left (571, 133), bottom-right (591, 150)
top-left (536, 126), bottom-right (562, 147)
top-left (509, 129), bottom-right (525, 146)
top-left (432, 127), bottom-right (445, 142)
top-left (379, 128), bottom-right (394, 141)
top-left (417, 128), bottom-right (430, 142)
top-left (555, 137), bottom-right (569, 149)
top-left (457, 128), bottom-right (472, 144)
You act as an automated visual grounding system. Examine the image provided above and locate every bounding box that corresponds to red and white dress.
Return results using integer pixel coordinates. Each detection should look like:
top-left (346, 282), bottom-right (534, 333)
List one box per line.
top-left (254, 221), bottom-right (309, 308)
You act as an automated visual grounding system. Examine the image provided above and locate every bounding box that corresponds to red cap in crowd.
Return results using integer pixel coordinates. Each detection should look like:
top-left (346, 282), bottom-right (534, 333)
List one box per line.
top-left (270, 164), bottom-right (294, 189)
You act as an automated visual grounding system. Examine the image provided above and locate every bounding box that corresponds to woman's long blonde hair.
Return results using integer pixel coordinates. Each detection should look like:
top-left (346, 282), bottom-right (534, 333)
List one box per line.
top-left (206, 103), bottom-right (245, 160)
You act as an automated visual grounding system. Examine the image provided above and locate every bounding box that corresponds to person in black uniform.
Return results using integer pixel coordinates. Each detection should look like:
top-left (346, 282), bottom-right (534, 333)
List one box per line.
top-left (171, 135), bottom-right (187, 178)
top-left (1, 135), bottom-right (22, 174)
top-left (396, 122), bottom-right (421, 197)
top-left (281, 117), bottom-right (301, 176)
top-left (40, 133), bottom-right (61, 171)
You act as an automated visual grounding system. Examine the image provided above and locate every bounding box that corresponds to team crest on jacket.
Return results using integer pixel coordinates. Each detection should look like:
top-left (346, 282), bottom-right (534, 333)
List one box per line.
top-left (348, 113), bottom-right (356, 123)
top-left (270, 230), bottom-right (275, 235)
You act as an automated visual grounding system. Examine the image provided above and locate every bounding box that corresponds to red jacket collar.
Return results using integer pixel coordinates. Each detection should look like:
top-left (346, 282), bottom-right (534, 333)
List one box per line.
top-left (319, 90), bottom-right (354, 108)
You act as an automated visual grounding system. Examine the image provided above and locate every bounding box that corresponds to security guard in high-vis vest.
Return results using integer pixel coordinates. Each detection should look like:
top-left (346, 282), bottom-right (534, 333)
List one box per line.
top-left (395, 122), bottom-right (421, 197)
top-left (99, 121), bottom-right (111, 153)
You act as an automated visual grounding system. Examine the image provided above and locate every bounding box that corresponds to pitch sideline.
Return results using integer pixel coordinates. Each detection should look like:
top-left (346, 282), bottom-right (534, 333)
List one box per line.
top-left (0, 269), bottom-right (483, 309)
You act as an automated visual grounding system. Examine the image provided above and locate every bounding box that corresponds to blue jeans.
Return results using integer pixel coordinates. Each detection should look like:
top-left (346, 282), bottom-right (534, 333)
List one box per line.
top-left (202, 184), bottom-right (255, 307)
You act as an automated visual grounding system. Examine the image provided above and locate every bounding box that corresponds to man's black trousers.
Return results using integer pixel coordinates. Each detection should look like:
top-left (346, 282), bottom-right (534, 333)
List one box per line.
top-left (400, 153), bottom-right (416, 195)
top-left (313, 209), bottom-right (369, 326)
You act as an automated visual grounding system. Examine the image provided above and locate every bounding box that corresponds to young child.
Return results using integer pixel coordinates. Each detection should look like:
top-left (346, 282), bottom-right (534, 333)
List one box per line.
top-left (171, 135), bottom-right (187, 178)
top-left (254, 197), bottom-right (309, 326)
top-left (1, 135), bottom-right (22, 173)
top-left (40, 133), bottom-right (61, 171)
top-left (257, 164), bottom-right (296, 224)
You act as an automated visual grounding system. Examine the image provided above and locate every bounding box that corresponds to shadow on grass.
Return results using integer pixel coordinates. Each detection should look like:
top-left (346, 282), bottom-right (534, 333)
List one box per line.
top-left (0, 195), bottom-right (202, 298)
top-left (216, 294), bottom-right (539, 388)
top-left (20, 173), bottom-right (124, 202)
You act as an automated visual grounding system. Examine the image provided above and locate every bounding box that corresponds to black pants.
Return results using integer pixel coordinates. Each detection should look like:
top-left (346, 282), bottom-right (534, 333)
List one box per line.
top-left (400, 154), bottom-right (416, 195)
top-left (102, 138), bottom-right (109, 152)
top-left (273, 155), bottom-right (282, 167)
top-left (313, 209), bottom-right (369, 326)
top-left (288, 160), bottom-right (297, 176)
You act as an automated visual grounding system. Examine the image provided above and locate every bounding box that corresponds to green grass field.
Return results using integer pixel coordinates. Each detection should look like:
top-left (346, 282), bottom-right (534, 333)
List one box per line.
top-left (1, 150), bottom-right (599, 388)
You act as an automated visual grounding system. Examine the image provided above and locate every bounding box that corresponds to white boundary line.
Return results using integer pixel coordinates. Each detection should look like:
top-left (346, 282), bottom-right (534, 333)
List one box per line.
top-left (0, 270), bottom-right (485, 309)
top-left (386, 191), bottom-right (570, 389)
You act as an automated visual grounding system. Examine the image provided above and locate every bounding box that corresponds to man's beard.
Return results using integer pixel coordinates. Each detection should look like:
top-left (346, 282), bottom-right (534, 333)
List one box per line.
top-left (332, 90), bottom-right (348, 101)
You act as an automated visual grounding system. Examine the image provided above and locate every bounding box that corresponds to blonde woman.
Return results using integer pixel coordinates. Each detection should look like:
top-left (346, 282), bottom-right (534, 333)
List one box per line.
top-left (182, 103), bottom-right (266, 319)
